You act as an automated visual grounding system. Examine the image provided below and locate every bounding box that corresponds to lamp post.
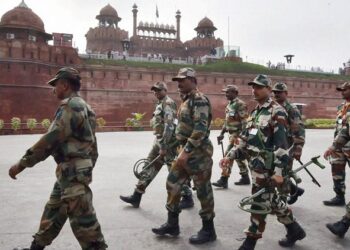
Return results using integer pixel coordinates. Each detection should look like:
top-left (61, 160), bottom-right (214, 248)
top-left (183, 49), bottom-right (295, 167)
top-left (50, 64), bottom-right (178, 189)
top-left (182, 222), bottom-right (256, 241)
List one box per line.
top-left (121, 39), bottom-right (131, 60)
top-left (284, 54), bottom-right (294, 64)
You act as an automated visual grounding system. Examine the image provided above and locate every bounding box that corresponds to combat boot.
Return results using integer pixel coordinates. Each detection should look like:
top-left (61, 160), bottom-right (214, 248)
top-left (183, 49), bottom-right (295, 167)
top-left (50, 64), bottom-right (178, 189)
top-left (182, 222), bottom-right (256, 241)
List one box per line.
top-left (278, 221), bottom-right (306, 247)
top-left (234, 174), bottom-right (251, 185)
top-left (323, 195), bottom-right (345, 206)
top-left (119, 191), bottom-right (142, 208)
top-left (238, 236), bottom-right (257, 250)
top-left (326, 216), bottom-right (350, 238)
top-left (15, 240), bottom-right (45, 250)
top-left (152, 212), bottom-right (180, 236)
top-left (179, 194), bottom-right (194, 209)
top-left (287, 184), bottom-right (304, 205)
top-left (189, 219), bottom-right (217, 244)
top-left (212, 176), bottom-right (228, 189)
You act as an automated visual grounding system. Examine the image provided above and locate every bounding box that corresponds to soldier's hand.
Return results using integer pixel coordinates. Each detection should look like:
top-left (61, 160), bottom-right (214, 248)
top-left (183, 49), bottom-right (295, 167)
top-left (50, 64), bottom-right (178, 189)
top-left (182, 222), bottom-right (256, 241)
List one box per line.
top-left (159, 149), bottom-right (167, 158)
top-left (176, 150), bottom-right (189, 168)
top-left (323, 147), bottom-right (335, 160)
top-left (220, 157), bottom-right (232, 169)
top-left (293, 152), bottom-right (301, 161)
top-left (9, 163), bottom-right (25, 180)
top-left (271, 175), bottom-right (284, 187)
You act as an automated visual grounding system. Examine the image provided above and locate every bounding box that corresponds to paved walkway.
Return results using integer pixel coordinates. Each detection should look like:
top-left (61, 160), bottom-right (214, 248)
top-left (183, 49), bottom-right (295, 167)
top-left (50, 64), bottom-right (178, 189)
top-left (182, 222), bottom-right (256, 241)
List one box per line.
top-left (0, 130), bottom-right (349, 250)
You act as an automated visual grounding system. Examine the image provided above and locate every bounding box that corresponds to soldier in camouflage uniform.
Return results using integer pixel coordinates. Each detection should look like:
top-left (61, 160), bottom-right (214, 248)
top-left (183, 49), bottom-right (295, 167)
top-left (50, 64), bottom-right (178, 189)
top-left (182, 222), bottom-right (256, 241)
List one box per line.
top-left (323, 82), bottom-right (350, 206)
top-left (120, 82), bottom-right (193, 208)
top-left (324, 83), bottom-right (350, 236)
top-left (272, 82), bottom-right (306, 205)
top-left (8, 68), bottom-right (107, 250)
top-left (152, 68), bottom-right (216, 244)
top-left (221, 75), bottom-right (306, 250)
top-left (212, 84), bottom-right (250, 188)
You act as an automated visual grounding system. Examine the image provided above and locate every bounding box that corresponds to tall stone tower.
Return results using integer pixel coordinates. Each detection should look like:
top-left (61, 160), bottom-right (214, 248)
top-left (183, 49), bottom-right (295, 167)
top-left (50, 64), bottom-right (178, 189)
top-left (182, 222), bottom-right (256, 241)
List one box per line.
top-left (176, 10), bottom-right (181, 41)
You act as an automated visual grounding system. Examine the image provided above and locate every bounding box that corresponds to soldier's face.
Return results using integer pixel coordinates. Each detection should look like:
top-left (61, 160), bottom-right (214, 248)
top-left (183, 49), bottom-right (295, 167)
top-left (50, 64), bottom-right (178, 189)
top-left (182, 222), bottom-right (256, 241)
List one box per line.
top-left (341, 88), bottom-right (350, 100)
top-left (153, 89), bottom-right (166, 100)
top-left (225, 90), bottom-right (237, 100)
top-left (252, 85), bottom-right (270, 101)
top-left (177, 78), bottom-right (195, 95)
top-left (53, 79), bottom-right (69, 100)
top-left (273, 91), bottom-right (287, 103)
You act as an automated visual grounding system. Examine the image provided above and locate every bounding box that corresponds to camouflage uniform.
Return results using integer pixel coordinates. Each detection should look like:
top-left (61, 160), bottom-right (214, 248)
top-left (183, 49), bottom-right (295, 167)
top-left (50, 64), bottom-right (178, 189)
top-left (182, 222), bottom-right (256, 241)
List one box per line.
top-left (135, 94), bottom-right (180, 193)
top-left (329, 102), bottom-right (350, 197)
top-left (166, 89), bottom-right (215, 220)
top-left (19, 93), bottom-right (107, 249)
top-left (228, 97), bottom-right (296, 239)
top-left (221, 96), bottom-right (249, 177)
top-left (331, 113), bottom-right (350, 219)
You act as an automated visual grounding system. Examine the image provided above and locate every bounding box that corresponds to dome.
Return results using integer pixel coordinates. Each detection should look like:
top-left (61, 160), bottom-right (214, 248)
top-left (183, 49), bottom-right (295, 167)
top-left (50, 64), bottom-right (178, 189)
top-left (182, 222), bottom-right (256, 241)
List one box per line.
top-left (0, 1), bottom-right (45, 33)
top-left (99, 4), bottom-right (118, 17)
top-left (160, 24), bottom-right (165, 29)
top-left (195, 17), bottom-right (217, 31)
top-left (150, 22), bottom-right (155, 28)
top-left (97, 4), bottom-right (121, 22)
top-left (165, 24), bottom-right (170, 29)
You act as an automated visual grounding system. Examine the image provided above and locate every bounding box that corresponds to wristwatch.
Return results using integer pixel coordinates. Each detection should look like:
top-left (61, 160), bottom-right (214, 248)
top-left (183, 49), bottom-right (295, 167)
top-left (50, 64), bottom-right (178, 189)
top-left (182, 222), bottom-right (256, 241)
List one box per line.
top-left (184, 146), bottom-right (192, 153)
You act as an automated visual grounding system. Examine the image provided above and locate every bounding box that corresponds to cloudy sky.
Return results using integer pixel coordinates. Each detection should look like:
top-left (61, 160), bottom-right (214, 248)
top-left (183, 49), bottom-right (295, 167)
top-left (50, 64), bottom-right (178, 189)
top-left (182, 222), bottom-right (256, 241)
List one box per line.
top-left (1, 0), bottom-right (349, 72)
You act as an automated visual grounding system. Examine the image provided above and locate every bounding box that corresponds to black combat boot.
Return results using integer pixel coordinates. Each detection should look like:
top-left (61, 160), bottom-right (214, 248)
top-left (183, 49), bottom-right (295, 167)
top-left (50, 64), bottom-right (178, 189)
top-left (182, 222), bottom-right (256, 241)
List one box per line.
top-left (278, 221), bottom-right (306, 247)
top-left (323, 195), bottom-right (345, 206)
top-left (152, 212), bottom-right (180, 236)
top-left (16, 240), bottom-right (45, 250)
top-left (179, 194), bottom-right (194, 209)
top-left (234, 174), bottom-right (251, 185)
top-left (326, 216), bottom-right (350, 238)
top-left (189, 219), bottom-right (217, 244)
top-left (119, 191), bottom-right (142, 208)
top-left (238, 236), bottom-right (257, 250)
top-left (287, 183), bottom-right (304, 205)
top-left (212, 176), bottom-right (228, 188)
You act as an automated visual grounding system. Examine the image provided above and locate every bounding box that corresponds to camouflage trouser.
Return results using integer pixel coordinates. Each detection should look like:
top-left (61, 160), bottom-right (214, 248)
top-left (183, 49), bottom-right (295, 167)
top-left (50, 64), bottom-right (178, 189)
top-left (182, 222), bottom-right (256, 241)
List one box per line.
top-left (34, 159), bottom-right (107, 249)
top-left (221, 134), bottom-right (248, 177)
top-left (166, 140), bottom-right (215, 220)
top-left (136, 139), bottom-right (192, 196)
top-left (245, 170), bottom-right (295, 239)
top-left (329, 149), bottom-right (350, 196)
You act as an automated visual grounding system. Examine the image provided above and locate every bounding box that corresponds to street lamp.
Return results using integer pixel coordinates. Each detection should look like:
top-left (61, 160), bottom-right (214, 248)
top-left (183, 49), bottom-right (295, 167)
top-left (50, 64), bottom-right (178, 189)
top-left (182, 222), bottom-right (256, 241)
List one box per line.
top-left (121, 39), bottom-right (131, 60)
top-left (284, 54), bottom-right (294, 64)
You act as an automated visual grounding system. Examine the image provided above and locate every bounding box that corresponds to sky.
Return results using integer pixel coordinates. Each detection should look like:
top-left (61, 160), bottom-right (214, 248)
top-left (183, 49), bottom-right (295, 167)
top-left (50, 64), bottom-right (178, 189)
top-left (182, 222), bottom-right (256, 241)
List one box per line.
top-left (1, 0), bottom-right (349, 72)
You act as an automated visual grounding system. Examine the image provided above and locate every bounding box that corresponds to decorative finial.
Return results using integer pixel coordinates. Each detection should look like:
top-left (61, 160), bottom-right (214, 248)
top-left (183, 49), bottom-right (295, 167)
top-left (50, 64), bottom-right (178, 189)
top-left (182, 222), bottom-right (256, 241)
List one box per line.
top-left (18, 0), bottom-right (28, 8)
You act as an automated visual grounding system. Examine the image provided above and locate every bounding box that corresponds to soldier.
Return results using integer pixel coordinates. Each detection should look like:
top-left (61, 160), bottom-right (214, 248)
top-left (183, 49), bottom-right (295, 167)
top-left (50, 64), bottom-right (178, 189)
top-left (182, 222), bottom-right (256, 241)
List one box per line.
top-left (221, 75), bottom-right (306, 250)
top-left (8, 68), bottom-right (107, 250)
top-left (272, 82), bottom-right (305, 205)
top-left (212, 84), bottom-right (250, 188)
top-left (119, 81), bottom-right (193, 209)
top-left (323, 82), bottom-right (350, 206)
top-left (152, 68), bottom-right (216, 244)
top-left (324, 85), bottom-right (350, 235)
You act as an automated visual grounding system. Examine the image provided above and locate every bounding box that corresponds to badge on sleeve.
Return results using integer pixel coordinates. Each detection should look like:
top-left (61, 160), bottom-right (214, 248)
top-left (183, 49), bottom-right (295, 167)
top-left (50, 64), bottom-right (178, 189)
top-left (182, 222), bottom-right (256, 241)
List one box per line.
top-left (249, 128), bottom-right (258, 135)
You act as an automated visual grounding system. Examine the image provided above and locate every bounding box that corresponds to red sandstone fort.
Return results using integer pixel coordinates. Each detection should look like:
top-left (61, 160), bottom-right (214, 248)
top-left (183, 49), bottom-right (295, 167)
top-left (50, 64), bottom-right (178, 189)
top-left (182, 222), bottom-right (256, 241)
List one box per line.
top-left (0, 1), bottom-right (349, 129)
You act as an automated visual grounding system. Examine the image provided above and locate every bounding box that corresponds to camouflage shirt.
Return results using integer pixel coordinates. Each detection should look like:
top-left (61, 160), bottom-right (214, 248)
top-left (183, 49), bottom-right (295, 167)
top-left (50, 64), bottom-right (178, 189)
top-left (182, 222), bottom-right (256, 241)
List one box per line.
top-left (334, 102), bottom-right (350, 138)
top-left (150, 95), bottom-right (177, 150)
top-left (223, 97), bottom-right (248, 136)
top-left (19, 93), bottom-right (98, 168)
top-left (281, 101), bottom-right (305, 156)
top-left (176, 89), bottom-right (212, 152)
top-left (227, 98), bottom-right (290, 176)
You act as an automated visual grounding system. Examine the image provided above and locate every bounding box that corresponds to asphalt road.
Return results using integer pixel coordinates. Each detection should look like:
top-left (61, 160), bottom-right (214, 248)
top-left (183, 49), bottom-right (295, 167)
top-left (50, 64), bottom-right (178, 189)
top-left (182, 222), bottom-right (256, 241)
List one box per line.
top-left (0, 129), bottom-right (349, 250)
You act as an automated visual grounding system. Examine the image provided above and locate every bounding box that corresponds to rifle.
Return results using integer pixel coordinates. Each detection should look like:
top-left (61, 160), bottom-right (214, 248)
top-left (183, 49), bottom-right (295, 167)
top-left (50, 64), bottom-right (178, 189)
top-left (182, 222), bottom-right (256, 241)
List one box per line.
top-left (238, 155), bottom-right (325, 215)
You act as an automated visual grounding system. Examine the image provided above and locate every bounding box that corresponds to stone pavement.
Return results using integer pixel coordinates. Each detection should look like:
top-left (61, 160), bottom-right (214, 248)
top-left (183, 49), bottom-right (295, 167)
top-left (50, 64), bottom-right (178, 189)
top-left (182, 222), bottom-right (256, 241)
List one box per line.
top-left (0, 129), bottom-right (349, 250)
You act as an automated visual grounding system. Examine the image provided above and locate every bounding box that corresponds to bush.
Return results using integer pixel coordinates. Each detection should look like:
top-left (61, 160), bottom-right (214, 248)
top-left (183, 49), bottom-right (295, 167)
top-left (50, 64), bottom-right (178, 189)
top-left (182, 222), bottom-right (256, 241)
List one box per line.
top-left (0, 119), bottom-right (4, 130)
top-left (96, 117), bottom-right (106, 128)
top-left (305, 119), bottom-right (335, 129)
top-left (41, 119), bottom-right (51, 130)
top-left (212, 118), bottom-right (224, 127)
top-left (26, 118), bottom-right (37, 130)
top-left (11, 117), bottom-right (21, 131)
top-left (125, 112), bottom-right (146, 128)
